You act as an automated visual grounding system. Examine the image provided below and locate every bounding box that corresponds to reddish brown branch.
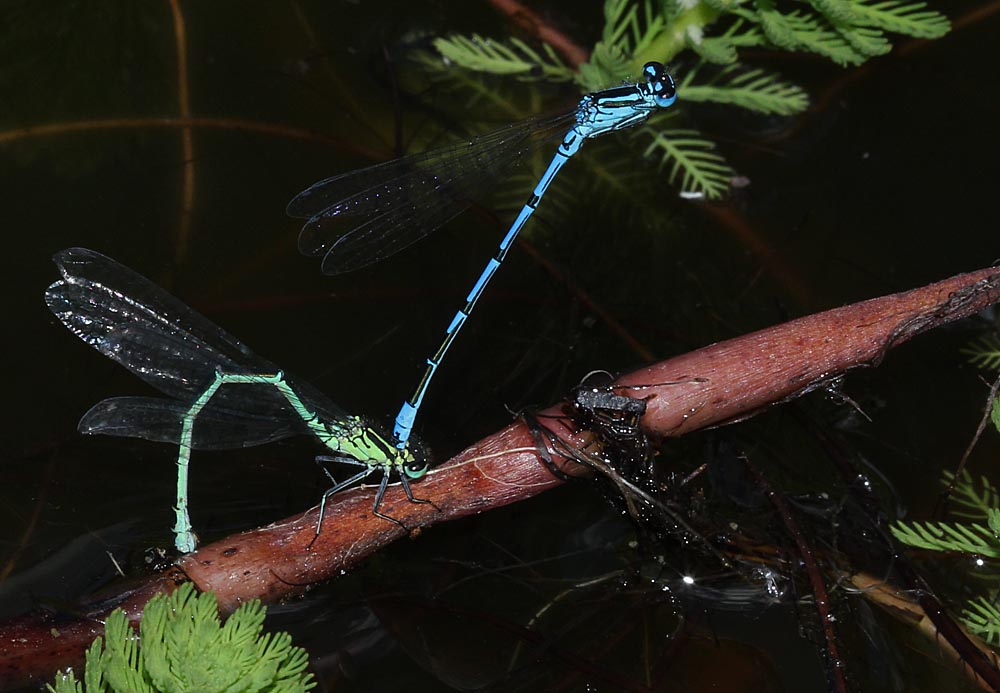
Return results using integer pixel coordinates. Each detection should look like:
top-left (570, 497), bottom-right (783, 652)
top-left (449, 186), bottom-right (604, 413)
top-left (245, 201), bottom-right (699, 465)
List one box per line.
top-left (0, 570), bottom-right (186, 690)
top-left (617, 267), bottom-right (1000, 435)
top-left (2, 267), bottom-right (999, 690)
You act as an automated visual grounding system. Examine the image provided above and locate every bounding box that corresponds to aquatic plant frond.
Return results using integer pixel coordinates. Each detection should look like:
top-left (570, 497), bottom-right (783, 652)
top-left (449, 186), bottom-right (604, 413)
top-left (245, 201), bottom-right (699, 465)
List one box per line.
top-left (48, 584), bottom-right (315, 693)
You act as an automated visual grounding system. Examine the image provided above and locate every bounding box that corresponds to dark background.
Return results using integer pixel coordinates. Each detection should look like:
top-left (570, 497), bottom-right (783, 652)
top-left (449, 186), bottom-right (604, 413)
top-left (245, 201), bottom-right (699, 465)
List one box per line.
top-left (2, 1), bottom-right (998, 690)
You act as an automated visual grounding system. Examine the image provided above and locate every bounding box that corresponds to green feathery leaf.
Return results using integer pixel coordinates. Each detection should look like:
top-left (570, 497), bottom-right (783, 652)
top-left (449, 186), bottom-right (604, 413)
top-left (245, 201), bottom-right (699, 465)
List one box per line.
top-left (964, 596), bottom-right (1000, 645)
top-left (601, 0), bottom-right (667, 58)
top-left (681, 67), bottom-right (809, 115)
top-left (580, 0), bottom-right (670, 89)
top-left (48, 584), bottom-right (315, 693)
top-left (748, 0), bottom-right (801, 50)
top-left (854, 1), bottom-right (951, 38)
top-left (49, 670), bottom-right (85, 693)
top-left (746, 1), bottom-right (866, 65)
top-left (989, 507), bottom-right (1000, 537)
top-left (836, 24), bottom-right (892, 57)
top-left (103, 611), bottom-right (153, 693)
top-left (961, 334), bottom-right (1000, 372)
top-left (602, 0), bottom-right (643, 50)
top-left (891, 519), bottom-right (1000, 556)
top-left (702, 0), bottom-right (742, 11)
top-left (891, 468), bottom-right (1000, 647)
top-left (578, 42), bottom-right (634, 91)
top-left (432, 34), bottom-right (575, 82)
top-left (786, 9), bottom-right (868, 65)
top-left (83, 636), bottom-right (106, 693)
top-left (809, 0), bottom-right (859, 24)
top-left (643, 126), bottom-right (735, 200)
top-left (943, 470), bottom-right (1000, 521)
top-left (685, 30), bottom-right (739, 64)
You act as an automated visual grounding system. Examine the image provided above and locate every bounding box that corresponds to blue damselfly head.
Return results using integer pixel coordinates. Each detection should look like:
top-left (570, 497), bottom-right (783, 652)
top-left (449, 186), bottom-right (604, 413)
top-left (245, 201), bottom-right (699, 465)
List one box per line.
top-left (643, 62), bottom-right (677, 108)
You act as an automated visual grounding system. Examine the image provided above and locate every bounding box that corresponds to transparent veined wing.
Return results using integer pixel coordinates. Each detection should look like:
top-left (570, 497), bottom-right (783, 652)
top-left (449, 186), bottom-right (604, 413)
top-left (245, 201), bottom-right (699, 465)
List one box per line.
top-left (78, 396), bottom-right (302, 449)
top-left (288, 113), bottom-right (573, 275)
top-left (47, 248), bottom-right (258, 380)
top-left (46, 248), bottom-right (363, 449)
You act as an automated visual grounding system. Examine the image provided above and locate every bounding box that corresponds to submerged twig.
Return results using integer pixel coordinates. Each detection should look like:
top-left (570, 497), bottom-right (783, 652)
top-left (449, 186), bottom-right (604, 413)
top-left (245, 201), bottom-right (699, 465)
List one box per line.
top-left (941, 373), bottom-right (1000, 508)
top-left (743, 455), bottom-right (849, 693)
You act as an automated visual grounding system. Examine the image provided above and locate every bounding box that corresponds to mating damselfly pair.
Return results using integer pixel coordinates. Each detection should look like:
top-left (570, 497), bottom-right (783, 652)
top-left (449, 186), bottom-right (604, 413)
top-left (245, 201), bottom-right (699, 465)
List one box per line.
top-left (49, 62), bottom-right (676, 552)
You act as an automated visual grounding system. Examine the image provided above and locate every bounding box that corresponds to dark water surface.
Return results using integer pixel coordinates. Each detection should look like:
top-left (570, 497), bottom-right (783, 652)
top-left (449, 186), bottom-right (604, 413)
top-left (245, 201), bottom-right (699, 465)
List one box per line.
top-left (2, 2), bottom-right (999, 691)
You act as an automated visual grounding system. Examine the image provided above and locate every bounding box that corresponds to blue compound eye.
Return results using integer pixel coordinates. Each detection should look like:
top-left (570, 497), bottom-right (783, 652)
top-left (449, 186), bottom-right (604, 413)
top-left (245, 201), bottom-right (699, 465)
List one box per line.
top-left (643, 61), bottom-right (677, 108)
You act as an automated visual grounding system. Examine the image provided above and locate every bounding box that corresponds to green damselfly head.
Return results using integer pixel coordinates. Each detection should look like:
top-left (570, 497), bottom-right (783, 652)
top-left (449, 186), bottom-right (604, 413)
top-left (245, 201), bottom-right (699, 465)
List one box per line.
top-left (401, 450), bottom-right (430, 480)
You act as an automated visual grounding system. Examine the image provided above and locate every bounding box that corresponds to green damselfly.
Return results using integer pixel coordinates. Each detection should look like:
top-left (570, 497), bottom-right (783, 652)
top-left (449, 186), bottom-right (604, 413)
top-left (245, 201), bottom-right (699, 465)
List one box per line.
top-left (46, 248), bottom-right (430, 553)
